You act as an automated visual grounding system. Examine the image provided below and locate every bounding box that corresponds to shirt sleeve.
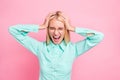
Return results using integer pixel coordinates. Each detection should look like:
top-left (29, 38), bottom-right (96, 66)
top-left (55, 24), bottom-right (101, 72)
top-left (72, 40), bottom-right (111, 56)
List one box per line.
top-left (74, 27), bottom-right (104, 57)
top-left (8, 24), bottom-right (43, 56)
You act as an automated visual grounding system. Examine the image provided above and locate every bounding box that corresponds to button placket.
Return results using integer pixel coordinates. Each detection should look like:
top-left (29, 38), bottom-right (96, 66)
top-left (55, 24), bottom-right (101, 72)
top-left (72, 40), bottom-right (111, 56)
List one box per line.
top-left (52, 46), bottom-right (59, 79)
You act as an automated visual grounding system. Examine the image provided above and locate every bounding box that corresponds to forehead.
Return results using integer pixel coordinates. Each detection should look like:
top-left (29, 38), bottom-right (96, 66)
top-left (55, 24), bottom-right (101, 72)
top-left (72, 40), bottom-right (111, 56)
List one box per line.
top-left (49, 19), bottom-right (64, 28)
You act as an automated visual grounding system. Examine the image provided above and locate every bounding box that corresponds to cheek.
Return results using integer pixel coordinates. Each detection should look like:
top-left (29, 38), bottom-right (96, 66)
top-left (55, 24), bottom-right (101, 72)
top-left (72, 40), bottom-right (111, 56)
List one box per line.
top-left (60, 30), bottom-right (65, 36)
top-left (48, 30), bottom-right (54, 36)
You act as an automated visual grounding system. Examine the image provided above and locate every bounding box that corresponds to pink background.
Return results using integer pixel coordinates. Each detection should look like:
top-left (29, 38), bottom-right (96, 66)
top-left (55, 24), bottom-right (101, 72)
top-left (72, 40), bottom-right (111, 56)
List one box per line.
top-left (0, 0), bottom-right (120, 80)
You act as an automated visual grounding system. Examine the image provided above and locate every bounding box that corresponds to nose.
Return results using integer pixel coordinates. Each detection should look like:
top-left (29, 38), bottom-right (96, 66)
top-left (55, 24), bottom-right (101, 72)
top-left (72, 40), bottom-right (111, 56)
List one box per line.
top-left (54, 30), bottom-right (59, 35)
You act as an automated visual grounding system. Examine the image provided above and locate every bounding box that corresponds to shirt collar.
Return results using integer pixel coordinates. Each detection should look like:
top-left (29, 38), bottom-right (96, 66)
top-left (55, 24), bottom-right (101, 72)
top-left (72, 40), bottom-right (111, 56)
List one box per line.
top-left (47, 40), bottom-right (66, 52)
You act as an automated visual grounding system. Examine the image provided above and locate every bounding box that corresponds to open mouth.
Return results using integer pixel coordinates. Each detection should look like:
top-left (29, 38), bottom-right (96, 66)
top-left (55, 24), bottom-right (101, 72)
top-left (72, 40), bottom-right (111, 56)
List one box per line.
top-left (53, 36), bottom-right (61, 42)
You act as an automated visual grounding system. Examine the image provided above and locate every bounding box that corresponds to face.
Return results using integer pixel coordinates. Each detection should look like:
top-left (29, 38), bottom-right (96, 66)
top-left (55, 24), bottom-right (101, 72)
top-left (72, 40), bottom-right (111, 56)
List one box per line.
top-left (48, 19), bottom-right (65, 44)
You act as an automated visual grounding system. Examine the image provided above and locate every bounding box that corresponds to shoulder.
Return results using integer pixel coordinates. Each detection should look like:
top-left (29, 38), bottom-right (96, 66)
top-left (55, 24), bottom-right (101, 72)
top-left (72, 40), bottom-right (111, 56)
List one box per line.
top-left (67, 41), bottom-right (76, 48)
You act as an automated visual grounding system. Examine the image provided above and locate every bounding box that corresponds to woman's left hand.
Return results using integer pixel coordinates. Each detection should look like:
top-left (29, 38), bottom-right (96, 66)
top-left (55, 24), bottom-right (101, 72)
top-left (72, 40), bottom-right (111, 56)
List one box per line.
top-left (59, 12), bottom-right (75, 32)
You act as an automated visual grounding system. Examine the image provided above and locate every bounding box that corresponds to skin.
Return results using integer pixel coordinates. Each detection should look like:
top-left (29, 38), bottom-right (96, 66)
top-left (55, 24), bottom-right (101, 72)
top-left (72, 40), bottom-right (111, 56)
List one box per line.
top-left (48, 19), bottom-right (66, 44)
top-left (39, 11), bottom-right (75, 44)
top-left (39, 11), bottom-right (75, 32)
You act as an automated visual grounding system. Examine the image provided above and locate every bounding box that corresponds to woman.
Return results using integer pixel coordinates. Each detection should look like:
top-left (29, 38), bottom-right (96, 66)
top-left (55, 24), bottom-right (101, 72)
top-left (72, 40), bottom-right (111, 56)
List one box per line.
top-left (9, 11), bottom-right (104, 80)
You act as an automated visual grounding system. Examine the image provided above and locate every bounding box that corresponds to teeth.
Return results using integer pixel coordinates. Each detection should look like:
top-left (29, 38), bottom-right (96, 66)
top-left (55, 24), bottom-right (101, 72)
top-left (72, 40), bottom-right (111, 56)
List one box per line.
top-left (53, 36), bottom-right (60, 39)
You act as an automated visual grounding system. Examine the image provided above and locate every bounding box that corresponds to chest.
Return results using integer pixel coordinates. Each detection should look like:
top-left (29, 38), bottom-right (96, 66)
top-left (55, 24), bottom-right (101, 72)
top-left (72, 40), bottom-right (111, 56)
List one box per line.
top-left (38, 46), bottom-right (76, 73)
top-left (38, 45), bottom-right (76, 65)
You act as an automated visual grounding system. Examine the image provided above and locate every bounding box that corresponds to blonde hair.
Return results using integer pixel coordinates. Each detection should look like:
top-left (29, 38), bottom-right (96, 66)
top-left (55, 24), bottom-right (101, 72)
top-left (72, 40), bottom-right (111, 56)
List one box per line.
top-left (46, 11), bottom-right (70, 45)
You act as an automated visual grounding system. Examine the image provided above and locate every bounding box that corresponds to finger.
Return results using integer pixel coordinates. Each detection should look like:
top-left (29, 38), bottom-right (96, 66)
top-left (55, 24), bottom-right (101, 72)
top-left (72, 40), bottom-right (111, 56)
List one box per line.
top-left (56, 11), bottom-right (62, 15)
top-left (59, 13), bottom-right (69, 20)
top-left (47, 12), bottom-right (56, 17)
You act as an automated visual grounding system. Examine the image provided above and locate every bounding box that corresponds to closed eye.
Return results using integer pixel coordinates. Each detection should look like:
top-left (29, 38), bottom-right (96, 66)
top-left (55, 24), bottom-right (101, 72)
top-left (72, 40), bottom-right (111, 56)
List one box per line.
top-left (49, 27), bottom-right (55, 30)
top-left (58, 28), bottom-right (64, 30)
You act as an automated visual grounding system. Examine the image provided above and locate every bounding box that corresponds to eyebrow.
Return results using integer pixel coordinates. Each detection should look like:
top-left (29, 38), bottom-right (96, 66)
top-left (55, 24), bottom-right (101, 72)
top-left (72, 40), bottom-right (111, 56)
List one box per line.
top-left (49, 26), bottom-right (64, 28)
top-left (49, 26), bottom-right (55, 28)
top-left (49, 26), bottom-right (54, 28)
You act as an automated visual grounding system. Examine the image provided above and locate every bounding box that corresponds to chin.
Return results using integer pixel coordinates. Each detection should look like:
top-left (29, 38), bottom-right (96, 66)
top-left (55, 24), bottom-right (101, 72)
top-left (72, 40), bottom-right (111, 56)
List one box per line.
top-left (53, 41), bottom-right (61, 44)
top-left (52, 40), bottom-right (63, 44)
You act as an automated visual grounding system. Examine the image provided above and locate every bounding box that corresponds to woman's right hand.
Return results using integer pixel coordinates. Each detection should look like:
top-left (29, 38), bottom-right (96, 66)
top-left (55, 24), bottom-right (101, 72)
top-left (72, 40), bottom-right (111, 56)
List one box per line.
top-left (39, 12), bottom-right (55, 30)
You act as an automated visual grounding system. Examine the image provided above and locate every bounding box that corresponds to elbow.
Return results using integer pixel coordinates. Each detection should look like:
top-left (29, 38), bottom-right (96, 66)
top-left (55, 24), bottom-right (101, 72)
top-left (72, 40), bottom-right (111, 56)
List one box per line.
top-left (8, 26), bottom-right (14, 34)
top-left (8, 25), bottom-right (18, 34)
top-left (94, 32), bottom-right (104, 43)
top-left (98, 32), bottom-right (104, 41)
top-left (89, 32), bottom-right (104, 43)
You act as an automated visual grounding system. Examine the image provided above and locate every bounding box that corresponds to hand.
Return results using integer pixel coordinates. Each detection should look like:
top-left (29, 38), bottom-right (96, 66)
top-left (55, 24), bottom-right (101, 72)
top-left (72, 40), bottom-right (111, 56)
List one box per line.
top-left (59, 12), bottom-right (75, 31)
top-left (39, 12), bottom-right (56, 30)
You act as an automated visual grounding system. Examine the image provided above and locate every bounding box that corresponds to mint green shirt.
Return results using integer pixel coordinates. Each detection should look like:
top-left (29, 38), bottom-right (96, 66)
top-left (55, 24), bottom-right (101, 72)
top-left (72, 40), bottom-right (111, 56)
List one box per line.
top-left (9, 24), bottom-right (104, 80)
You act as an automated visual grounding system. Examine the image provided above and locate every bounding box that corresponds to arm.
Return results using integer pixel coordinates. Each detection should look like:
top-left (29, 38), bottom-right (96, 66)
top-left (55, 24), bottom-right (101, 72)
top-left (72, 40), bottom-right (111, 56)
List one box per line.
top-left (8, 12), bottom-right (56, 55)
top-left (8, 24), bottom-right (43, 56)
top-left (59, 12), bottom-right (104, 57)
top-left (74, 27), bottom-right (104, 57)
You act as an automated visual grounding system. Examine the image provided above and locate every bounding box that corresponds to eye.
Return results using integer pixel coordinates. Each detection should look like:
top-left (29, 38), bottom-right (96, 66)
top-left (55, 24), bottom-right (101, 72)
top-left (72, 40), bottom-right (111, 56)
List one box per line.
top-left (49, 27), bottom-right (55, 30)
top-left (58, 27), bottom-right (64, 30)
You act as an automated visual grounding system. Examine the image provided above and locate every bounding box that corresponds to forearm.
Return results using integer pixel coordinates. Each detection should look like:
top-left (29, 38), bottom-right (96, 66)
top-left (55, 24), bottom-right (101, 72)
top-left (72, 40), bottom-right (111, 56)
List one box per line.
top-left (9, 24), bottom-right (39, 39)
top-left (75, 27), bottom-right (104, 42)
top-left (68, 26), bottom-right (75, 32)
top-left (38, 24), bottom-right (47, 30)
top-left (9, 24), bottom-right (39, 33)
top-left (72, 26), bottom-right (96, 36)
